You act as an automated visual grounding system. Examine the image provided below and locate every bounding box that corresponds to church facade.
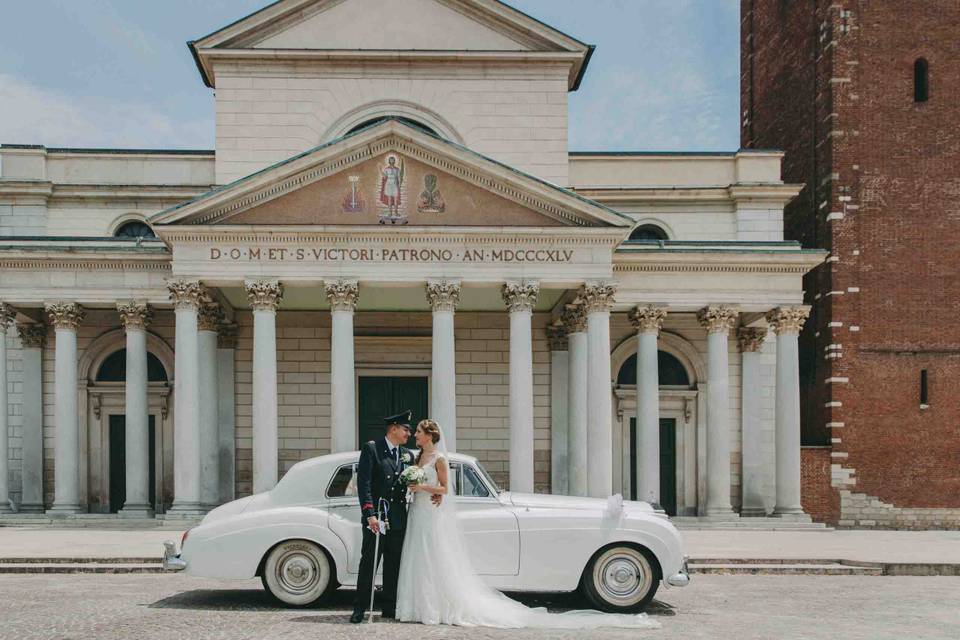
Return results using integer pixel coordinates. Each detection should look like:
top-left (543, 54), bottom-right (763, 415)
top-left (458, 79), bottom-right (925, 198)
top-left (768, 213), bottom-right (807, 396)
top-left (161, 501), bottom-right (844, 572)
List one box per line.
top-left (0, 0), bottom-right (823, 521)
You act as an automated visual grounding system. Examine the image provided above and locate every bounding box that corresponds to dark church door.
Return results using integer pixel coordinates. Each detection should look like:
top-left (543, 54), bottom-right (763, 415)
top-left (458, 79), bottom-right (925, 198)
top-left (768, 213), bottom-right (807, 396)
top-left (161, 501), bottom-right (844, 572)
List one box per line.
top-left (357, 376), bottom-right (429, 449)
top-left (629, 417), bottom-right (677, 516)
top-left (108, 415), bottom-right (156, 513)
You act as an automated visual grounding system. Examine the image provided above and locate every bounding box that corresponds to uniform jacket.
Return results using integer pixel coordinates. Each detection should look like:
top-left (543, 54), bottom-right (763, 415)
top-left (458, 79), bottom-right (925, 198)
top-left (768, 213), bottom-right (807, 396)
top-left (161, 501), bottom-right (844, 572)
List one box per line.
top-left (357, 438), bottom-right (411, 531)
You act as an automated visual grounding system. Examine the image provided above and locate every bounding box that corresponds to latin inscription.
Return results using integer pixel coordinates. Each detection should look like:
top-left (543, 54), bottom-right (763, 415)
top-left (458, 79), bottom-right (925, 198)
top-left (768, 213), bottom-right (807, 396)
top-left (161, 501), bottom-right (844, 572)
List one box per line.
top-left (207, 247), bottom-right (575, 264)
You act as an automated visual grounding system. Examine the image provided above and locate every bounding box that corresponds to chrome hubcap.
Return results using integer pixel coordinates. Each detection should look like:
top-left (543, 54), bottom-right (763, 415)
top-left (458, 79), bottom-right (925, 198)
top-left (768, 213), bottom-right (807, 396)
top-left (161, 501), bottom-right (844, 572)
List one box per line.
top-left (594, 549), bottom-right (652, 606)
top-left (276, 550), bottom-right (321, 595)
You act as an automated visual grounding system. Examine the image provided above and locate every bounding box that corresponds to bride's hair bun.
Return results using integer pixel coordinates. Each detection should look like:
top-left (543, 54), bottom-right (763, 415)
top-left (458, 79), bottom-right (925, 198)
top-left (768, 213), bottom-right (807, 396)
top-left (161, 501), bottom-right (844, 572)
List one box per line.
top-left (417, 419), bottom-right (442, 444)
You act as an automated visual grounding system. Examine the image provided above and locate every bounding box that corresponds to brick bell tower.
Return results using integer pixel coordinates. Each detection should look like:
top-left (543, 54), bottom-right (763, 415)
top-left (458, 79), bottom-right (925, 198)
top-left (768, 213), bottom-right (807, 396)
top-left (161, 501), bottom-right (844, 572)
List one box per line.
top-left (741, 1), bottom-right (960, 528)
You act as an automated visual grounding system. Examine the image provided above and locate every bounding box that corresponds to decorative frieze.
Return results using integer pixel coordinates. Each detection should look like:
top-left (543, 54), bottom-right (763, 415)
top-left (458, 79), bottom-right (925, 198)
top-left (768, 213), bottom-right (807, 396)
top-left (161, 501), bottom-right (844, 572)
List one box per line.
top-left (561, 304), bottom-right (587, 333)
top-left (629, 304), bottom-right (667, 335)
top-left (325, 280), bottom-right (359, 312)
top-left (0, 303), bottom-right (15, 333)
top-left (737, 327), bottom-right (768, 352)
top-left (426, 280), bottom-right (461, 313)
top-left (44, 302), bottom-right (85, 331)
top-left (167, 279), bottom-right (205, 310)
top-left (245, 280), bottom-right (283, 312)
top-left (579, 282), bottom-right (617, 314)
top-left (218, 323), bottom-right (239, 349)
top-left (697, 305), bottom-right (739, 334)
top-left (198, 301), bottom-right (225, 332)
top-left (502, 281), bottom-right (539, 313)
top-left (17, 323), bottom-right (46, 348)
top-left (117, 301), bottom-right (153, 331)
top-left (546, 324), bottom-right (568, 351)
top-left (766, 305), bottom-right (811, 335)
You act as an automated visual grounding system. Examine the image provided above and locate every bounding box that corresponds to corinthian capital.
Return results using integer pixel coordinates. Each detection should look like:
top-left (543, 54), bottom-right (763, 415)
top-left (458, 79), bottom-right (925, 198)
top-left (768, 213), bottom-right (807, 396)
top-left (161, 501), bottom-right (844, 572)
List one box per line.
top-left (0, 303), bottom-right (15, 333)
top-left (325, 280), bottom-right (359, 312)
top-left (546, 324), bottom-right (568, 351)
top-left (45, 302), bottom-right (85, 331)
top-left (561, 304), bottom-right (587, 334)
top-left (737, 327), bottom-right (768, 353)
top-left (426, 280), bottom-right (461, 313)
top-left (697, 305), bottom-right (738, 334)
top-left (502, 281), bottom-right (539, 313)
top-left (765, 305), bottom-right (811, 336)
top-left (117, 301), bottom-right (152, 331)
top-left (198, 301), bottom-right (225, 331)
top-left (579, 282), bottom-right (617, 315)
top-left (167, 279), bottom-right (205, 310)
top-left (629, 304), bottom-right (667, 335)
top-left (245, 280), bottom-right (283, 312)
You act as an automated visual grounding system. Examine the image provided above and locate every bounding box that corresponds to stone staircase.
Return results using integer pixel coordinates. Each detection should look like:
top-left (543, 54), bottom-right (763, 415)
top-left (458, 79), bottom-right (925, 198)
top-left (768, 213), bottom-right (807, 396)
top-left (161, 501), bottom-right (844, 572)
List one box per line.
top-left (671, 516), bottom-right (830, 531)
top-left (0, 514), bottom-right (201, 530)
top-left (0, 557), bottom-right (164, 574)
top-left (687, 557), bottom-right (882, 575)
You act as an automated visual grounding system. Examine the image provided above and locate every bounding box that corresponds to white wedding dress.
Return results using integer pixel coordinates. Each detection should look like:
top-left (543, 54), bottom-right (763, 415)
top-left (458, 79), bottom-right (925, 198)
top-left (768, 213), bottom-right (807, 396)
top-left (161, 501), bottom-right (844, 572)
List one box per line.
top-left (395, 453), bottom-right (659, 629)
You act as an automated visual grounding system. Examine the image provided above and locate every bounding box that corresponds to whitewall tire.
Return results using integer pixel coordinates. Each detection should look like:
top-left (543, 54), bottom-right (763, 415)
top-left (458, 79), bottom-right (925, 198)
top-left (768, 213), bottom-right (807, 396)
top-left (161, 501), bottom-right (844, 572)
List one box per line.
top-left (581, 545), bottom-right (659, 612)
top-left (261, 540), bottom-right (333, 607)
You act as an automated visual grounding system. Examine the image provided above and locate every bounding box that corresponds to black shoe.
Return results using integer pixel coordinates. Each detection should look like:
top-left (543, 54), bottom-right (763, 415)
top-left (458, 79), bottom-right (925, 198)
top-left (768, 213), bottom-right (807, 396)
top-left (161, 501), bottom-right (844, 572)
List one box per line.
top-left (349, 610), bottom-right (365, 624)
top-left (381, 610), bottom-right (396, 619)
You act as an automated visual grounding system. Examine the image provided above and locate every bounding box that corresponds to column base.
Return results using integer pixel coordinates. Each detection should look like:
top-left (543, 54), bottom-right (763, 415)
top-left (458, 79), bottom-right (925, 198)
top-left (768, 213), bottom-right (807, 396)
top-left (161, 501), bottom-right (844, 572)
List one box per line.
top-left (118, 504), bottom-right (156, 519)
top-left (773, 508), bottom-right (812, 522)
top-left (0, 506), bottom-right (12, 514)
top-left (166, 502), bottom-right (208, 517)
top-left (740, 506), bottom-right (769, 517)
top-left (703, 507), bottom-right (739, 520)
top-left (46, 505), bottom-right (84, 516)
top-left (17, 503), bottom-right (46, 514)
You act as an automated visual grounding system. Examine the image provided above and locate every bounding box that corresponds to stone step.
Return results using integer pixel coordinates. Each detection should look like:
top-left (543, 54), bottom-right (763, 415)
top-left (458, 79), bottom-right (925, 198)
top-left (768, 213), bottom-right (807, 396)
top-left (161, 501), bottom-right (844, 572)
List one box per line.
top-left (689, 557), bottom-right (842, 565)
top-left (688, 562), bottom-right (883, 576)
top-left (0, 557), bottom-right (160, 564)
top-left (0, 563), bottom-right (164, 574)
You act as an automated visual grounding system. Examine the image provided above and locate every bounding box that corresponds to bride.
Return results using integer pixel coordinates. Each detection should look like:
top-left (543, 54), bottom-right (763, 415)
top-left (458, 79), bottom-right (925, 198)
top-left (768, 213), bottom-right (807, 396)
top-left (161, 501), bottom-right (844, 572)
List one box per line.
top-left (395, 419), bottom-right (659, 629)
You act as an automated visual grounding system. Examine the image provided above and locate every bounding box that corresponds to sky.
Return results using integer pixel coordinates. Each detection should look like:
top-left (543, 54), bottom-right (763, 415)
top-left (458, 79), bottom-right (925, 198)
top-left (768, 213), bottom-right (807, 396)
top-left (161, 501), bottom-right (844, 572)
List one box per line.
top-left (0, 0), bottom-right (740, 152)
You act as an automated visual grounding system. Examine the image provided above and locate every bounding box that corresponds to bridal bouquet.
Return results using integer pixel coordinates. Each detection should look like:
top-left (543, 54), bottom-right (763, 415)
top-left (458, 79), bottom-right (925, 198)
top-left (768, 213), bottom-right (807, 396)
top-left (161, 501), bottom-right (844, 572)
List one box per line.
top-left (399, 465), bottom-right (427, 487)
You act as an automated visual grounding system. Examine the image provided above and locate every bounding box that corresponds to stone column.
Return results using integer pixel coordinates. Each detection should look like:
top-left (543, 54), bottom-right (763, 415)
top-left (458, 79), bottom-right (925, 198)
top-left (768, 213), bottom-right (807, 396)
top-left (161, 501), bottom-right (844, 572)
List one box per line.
top-left (547, 324), bottom-right (569, 495)
top-left (246, 281), bottom-right (282, 494)
top-left (697, 305), bottom-right (739, 517)
top-left (582, 283), bottom-right (617, 499)
top-left (168, 280), bottom-right (204, 515)
top-left (0, 304), bottom-right (15, 513)
top-left (630, 304), bottom-right (667, 508)
top-left (426, 280), bottom-right (460, 452)
top-left (45, 302), bottom-right (85, 514)
top-left (117, 302), bottom-right (154, 517)
top-left (738, 327), bottom-right (768, 517)
top-left (326, 280), bottom-right (358, 454)
top-left (17, 323), bottom-right (45, 513)
top-left (217, 324), bottom-right (237, 504)
top-left (766, 306), bottom-right (811, 517)
top-left (562, 305), bottom-right (588, 497)
top-left (197, 301), bottom-right (224, 506)
top-left (502, 281), bottom-right (538, 494)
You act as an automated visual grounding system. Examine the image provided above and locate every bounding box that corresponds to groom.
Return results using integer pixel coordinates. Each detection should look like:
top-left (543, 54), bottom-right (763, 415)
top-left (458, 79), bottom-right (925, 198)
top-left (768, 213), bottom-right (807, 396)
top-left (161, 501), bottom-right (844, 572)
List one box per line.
top-left (351, 410), bottom-right (420, 623)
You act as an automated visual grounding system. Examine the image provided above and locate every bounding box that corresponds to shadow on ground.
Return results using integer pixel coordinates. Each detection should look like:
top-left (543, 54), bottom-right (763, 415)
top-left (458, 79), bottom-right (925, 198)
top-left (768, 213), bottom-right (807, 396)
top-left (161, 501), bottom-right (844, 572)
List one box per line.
top-left (150, 586), bottom-right (674, 617)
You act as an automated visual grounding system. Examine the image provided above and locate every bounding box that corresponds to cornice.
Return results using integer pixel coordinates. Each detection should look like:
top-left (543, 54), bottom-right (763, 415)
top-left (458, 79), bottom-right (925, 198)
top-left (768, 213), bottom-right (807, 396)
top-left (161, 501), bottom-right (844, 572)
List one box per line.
top-left (0, 180), bottom-right (54, 200)
top-left (614, 249), bottom-right (825, 275)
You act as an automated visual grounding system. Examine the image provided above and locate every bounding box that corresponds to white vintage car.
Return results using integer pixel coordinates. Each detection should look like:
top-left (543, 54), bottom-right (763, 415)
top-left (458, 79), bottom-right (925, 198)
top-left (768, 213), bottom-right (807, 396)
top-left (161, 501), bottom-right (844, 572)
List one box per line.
top-left (163, 451), bottom-right (689, 612)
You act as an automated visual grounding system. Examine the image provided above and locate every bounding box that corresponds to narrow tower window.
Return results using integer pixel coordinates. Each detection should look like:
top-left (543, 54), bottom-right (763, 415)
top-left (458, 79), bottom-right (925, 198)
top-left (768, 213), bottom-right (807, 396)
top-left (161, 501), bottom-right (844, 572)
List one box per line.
top-left (919, 369), bottom-right (929, 408)
top-left (914, 58), bottom-right (929, 103)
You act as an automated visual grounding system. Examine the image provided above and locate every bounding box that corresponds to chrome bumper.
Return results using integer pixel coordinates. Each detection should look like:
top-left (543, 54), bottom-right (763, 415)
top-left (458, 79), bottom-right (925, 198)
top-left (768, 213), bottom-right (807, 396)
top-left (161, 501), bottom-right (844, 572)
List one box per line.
top-left (665, 556), bottom-right (690, 587)
top-left (162, 541), bottom-right (187, 572)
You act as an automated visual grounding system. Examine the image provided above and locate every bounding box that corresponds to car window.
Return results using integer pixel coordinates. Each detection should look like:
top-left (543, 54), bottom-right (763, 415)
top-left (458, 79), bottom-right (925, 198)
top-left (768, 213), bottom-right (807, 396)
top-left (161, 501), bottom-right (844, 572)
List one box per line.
top-left (461, 464), bottom-right (491, 497)
top-left (327, 464), bottom-right (358, 498)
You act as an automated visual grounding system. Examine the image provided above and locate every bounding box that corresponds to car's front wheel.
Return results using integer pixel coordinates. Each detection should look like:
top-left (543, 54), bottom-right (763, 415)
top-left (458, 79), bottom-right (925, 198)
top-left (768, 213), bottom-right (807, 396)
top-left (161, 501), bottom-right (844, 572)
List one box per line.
top-left (580, 544), bottom-right (659, 612)
top-left (261, 540), bottom-right (334, 607)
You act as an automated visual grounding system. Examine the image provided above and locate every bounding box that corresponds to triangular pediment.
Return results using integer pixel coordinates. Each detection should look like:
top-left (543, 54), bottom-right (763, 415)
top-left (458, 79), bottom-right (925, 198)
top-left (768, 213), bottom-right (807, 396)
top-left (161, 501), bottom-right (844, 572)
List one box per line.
top-left (189, 0), bottom-right (592, 88)
top-left (150, 120), bottom-right (629, 230)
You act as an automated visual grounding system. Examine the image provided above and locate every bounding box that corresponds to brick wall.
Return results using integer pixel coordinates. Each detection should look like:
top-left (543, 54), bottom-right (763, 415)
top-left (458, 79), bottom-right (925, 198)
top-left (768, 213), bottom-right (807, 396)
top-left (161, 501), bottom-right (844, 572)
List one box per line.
top-left (743, 0), bottom-right (960, 524)
top-left (801, 446), bottom-right (839, 525)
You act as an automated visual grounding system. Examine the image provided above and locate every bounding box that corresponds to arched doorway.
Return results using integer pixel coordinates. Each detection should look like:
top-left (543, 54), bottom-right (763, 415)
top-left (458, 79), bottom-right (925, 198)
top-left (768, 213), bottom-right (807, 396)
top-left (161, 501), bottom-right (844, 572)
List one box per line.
top-left (80, 330), bottom-right (174, 514)
top-left (611, 333), bottom-right (703, 516)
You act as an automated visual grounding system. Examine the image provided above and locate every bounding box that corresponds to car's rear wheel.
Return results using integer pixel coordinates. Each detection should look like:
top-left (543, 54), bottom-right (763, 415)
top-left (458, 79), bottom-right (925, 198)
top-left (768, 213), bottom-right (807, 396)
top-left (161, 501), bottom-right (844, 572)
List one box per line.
top-left (261, 540), bottom-right (333, 607)
top-left (580, 544), bottom-right (659, 612)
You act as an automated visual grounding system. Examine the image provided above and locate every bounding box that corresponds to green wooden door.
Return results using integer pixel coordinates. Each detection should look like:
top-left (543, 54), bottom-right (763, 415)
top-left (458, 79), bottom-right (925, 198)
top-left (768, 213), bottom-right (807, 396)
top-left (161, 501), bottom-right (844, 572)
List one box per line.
top-left (108, 414), bottom-right (156, 513)
top-left (629, 417), bottom-right (677, 515)
top-left (357, 376), bottom-right (429, 449)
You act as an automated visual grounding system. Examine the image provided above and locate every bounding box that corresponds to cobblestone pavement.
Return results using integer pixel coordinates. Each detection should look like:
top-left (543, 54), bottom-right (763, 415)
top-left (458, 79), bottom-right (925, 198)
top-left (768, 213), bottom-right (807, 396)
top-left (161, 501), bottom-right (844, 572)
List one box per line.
top-left (1, 574), bottom-right (957, 640)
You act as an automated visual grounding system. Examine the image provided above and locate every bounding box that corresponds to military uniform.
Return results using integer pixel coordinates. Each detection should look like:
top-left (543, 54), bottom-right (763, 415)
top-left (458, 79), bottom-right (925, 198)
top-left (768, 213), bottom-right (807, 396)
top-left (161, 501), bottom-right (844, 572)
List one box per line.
top-left (352, 410), bottom-right (412, 621)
